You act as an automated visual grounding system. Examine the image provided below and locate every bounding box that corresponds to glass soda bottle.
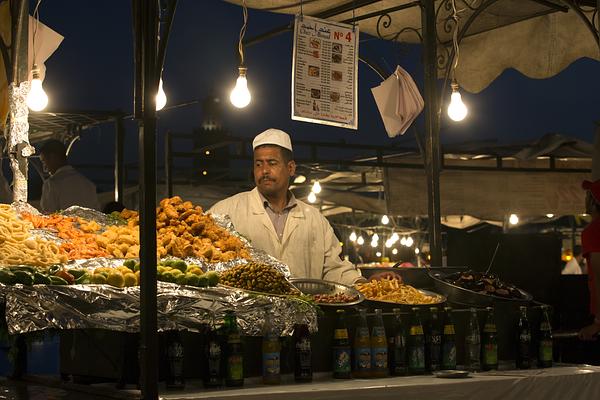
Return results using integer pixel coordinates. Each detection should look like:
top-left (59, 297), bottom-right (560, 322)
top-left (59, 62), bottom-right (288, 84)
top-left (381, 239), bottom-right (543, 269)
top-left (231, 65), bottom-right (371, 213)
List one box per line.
top-left (389, 308), bottom-right (408, 376)
top-left (441, 307), bottom-right (457, 370)
top-left (293, 323), bottom-right (312, 382)
top-left (262, 314), bottom-right (281, 384)
top-left (516, 306), bottom-right (531, 369)
top-left (481, 307), bottom-right (498, 371)
top-left (353, 308), bottom-right (372, 378)
top-left (332, 309), bottom-right (352, 379)
top-left (370, 309), bottom-right (388, 378)
top-left (538, 305), bottom-right (553, 368)
top-left (407, 307), bottom-right (425, 375)
top-left (204, 322), bottom-right (224, 388)
top-left (224, 311), bottom-right (244, 387)
top-left (166, 330), bottom-right (185, 389)
top-left (465, 308), bottom-right (481, 372)
top-left (425, 306), bottom-right (442, 372)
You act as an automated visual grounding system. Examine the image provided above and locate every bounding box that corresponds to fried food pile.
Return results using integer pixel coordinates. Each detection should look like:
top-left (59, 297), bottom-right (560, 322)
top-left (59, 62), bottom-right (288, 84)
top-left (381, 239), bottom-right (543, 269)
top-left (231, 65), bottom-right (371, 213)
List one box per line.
top-left (355, 277), bottom-right (443, 304)
top-left (120, 196), bottom-right (250, 262)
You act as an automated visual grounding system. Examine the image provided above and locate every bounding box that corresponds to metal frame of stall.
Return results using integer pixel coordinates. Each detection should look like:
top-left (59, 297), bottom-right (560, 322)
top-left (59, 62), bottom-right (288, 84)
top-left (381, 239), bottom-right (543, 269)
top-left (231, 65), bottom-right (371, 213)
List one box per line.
top-left (3, 0), bottom-right (600, 398)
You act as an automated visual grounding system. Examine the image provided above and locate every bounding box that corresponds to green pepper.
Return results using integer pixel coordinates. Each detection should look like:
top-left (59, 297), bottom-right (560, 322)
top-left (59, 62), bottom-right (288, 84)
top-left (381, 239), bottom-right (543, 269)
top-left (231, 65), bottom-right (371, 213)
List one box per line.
top-left (67, 269), bottom-right (87, 279)
top-left (75, 273), bottom-right (91, 285)
top-left (49, 276), bottom-right (69, 285)
top-left (123, 260), bottom-right (136, 271)
top-left (48, 264), bottom-right (62, 275)
top-left (0, 269), bottom-right (16, 285)
top-left (8, 265), bottom-right (37, 274)
top-left (13, 270), bottom-right (34, 285)
top-left (33, 272), bottom-right (53, 285)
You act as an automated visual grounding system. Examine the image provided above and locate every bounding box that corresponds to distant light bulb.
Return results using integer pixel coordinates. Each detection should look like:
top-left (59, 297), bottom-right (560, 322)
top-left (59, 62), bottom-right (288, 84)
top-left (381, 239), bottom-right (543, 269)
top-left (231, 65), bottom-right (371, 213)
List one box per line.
top-left (415, 248), bottom-right (420, 255)
top-left (371, 241), bottom-right (378, 248)
top-left (376, 251), bottom-right (382, 257)
top-left (357, 236), bottom-right (365, 245)
top-left (405, 237), bottom-right (414, 247)
top-left (372, 233), bottom-right (379, 242)
top-left (385, 240), bottom-right (393, 248)
top-left (447, 82), bottom-right (467, 122)
top-left (312, 181), bottom-right (322, 194)
top-left (400, 237), bottom-right (407, 246)
top-left (26, 67), bottom-right (48, 111)
top-left (156, 78), bottom-right (167, 111)
top-left (307, 191), bottom-right (317, 203)
top-left (546, 214), bottom-right (554, 218)
top-left (381, 215), bottom-right (389, 225)
top-left (230, 67), bottom-right (251, 108)
top-left (509, 214), bottom-right (519, 225)
top-left (392, 248), bottom-right (398, 255)
top-left (349, 231), bottom-right (357, 242)
top-left (294, 175), bottom-right (307, 184)
top-left (391, 232), bottom-right (399, 243)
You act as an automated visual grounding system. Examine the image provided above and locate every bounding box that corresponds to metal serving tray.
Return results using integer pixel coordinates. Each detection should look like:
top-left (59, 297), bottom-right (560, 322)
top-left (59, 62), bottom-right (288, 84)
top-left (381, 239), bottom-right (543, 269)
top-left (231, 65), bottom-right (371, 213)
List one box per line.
top-left (289, 278), bottom-right (364, 307)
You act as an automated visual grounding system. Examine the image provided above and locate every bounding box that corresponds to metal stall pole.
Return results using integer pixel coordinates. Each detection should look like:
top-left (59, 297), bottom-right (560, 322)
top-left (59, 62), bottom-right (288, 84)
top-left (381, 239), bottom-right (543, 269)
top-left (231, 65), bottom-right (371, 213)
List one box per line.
top-left (114, 113), bottom-right (125, 203)
top-left (420, 0), bottom-right (443, 266)
top-left (133, 0), bottom-right (159, 398)
top-left (165, 130), bottom-right (172, 198)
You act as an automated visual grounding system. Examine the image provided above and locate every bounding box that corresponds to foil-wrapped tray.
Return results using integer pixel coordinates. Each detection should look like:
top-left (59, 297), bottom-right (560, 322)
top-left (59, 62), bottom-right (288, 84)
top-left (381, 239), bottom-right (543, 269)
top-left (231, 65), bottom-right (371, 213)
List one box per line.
top-left (290, 278), bottom-right (364, 306)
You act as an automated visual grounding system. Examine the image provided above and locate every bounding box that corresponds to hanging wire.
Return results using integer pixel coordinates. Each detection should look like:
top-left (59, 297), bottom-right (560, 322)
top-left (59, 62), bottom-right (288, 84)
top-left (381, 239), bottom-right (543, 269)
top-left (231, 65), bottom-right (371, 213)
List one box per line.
top-left (32, 0), bottom-right (43, 66)
top-left (352, 0), bottom-right (356, 31)
top-left (238, 0), bottom-right (249, 66)
top-left (450, 0), bottom-right (460, 80)
top-left (300, 0), bottom-right (303, 16)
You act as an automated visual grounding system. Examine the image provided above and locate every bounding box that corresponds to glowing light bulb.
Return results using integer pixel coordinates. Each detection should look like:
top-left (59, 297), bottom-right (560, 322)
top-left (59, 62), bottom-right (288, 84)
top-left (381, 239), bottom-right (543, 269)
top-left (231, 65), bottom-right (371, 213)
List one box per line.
top-left (349, 231), bottom-right (357, 242)
top-left (307, 191), bottom-right (317, 203)
top-left (230, 67), bottom-right (251, 108)
top-left (156, 78), bottom-right (167, 111)
top-left (391, 232), bottom-right (399, 243)
top-left (405, 237), bottom-right (414, 247)
top-left (415, 248), bottom-right (420, 255)
top-left (400, 237), bottom-right (407, 246)
top-left (509, 214), bottom-right (519, 225)
top-left (293, 175), bottom-right (306, 184)
top-left (376, 251), bottom-right (382, 257)
top-left (447, 82), bottom-right (467, 122)
top-left (26, 67), bottom-right (48, 111)
top-left (392, 248), bottom-right (398, 255)
top-left (546, 214), bottom-right (554, 218)
top-left (385, 240), bottom-right (393, 248)
top-left (372, 233), bottom-right (379, 242)
top-left (357, 236), bottom-right (365, 245)
top-left (381, 215), bottom-right (389, 225)
top-left (312, 181), bottom-right (322, 194)
top-left (370, 240), bottom-right (378, 248)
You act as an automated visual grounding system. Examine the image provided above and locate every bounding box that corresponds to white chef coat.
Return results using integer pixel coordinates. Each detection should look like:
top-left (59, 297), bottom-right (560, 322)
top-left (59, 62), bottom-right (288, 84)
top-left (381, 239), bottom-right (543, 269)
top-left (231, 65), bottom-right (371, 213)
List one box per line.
top-left (209, 187), bottom-right (363, 286)
top-left (40, 165), bottom-right (100, 213)
top-left (0, 172), bottom-right (10, 204)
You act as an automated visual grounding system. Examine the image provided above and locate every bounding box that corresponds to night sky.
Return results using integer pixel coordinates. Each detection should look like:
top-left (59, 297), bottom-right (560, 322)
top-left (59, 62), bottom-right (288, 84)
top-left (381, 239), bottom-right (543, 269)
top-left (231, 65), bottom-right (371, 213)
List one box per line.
top-left (22, 0), bottom-right (600, 196)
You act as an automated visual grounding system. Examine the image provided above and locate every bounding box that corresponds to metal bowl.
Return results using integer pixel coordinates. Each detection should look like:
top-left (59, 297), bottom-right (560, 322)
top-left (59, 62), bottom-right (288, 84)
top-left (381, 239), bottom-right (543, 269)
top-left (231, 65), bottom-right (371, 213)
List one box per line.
top-left (362, 288), bottom-right (446, 307)
top-left (289, 278), bottom-right (364, 307)
top-left (430, 271), bottom-right (533, 307)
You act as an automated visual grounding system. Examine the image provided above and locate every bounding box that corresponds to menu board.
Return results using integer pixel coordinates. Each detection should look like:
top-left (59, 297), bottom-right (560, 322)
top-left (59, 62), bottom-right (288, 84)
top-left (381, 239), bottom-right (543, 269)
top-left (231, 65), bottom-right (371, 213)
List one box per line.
top-left (292, 15), bottom-right (359, 130)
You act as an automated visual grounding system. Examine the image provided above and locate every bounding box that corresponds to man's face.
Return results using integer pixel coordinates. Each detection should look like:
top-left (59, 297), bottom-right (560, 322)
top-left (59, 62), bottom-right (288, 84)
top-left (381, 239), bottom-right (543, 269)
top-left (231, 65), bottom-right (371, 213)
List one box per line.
top-left (585, 191), bottom-right (595, 214)
top-left (253, 145), bottom-right (295, 198)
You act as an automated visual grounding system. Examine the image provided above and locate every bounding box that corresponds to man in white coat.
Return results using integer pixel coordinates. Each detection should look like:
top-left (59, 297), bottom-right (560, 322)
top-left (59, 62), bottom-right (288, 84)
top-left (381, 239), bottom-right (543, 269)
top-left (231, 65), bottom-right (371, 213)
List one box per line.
top-left (209, 128), bottom-right (365, 286)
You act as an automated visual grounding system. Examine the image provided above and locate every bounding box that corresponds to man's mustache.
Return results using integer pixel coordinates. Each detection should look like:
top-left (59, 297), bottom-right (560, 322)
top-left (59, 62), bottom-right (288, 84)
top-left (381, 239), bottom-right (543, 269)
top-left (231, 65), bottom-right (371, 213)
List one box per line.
top-left (259, 176), bottom-right (274, 183)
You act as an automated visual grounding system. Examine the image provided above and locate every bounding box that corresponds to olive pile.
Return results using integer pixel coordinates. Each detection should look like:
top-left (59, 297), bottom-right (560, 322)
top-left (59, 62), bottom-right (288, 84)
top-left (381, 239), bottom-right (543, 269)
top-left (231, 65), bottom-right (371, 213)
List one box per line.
top-left (220, 262), bottom-right (297, 295)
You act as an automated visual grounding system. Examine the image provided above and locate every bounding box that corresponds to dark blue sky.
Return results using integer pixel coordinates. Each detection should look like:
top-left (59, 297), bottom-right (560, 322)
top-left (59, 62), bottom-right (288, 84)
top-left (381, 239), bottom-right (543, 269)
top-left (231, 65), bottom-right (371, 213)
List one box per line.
top-left (30, 0), bottom-right (600, 192)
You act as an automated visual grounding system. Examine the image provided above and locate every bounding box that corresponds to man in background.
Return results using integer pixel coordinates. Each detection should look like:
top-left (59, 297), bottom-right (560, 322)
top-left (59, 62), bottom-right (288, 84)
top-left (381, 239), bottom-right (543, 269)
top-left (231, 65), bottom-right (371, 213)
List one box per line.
top-left (0, 167), bottom-right (10, 203)
top-left (39, 139), bottom-right (100, 213)
top-left (563, 245), bottom-right (584, 275)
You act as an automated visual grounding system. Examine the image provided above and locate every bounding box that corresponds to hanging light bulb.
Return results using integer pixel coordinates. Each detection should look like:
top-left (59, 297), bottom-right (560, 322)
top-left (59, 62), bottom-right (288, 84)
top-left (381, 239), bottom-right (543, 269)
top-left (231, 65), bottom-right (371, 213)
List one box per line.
top-left (385, 239), bottom-right (393, 248)
top-left (447, 81), bottom-right (467, 122)
top-left (370, 240), bottom-right (378, 248)
top-left (400, 237), bottom-right (407, 246)
top-left (509, 214), bottom-right (519, 225)
top-left (381, 215), bottom-right (389, 225)
top-left (307, 191), bottom-right (317, 203)
top-left (156, 78), bottom-right (167, 111)
top-left (293, 175), bottom-right (307, 184)
top-left (405, 237), bottom-right (414, 247)
top-left (546, 214), bottom-right (554, 218)
top-left (376, 251), bottom-right (382, 257)
top-left (392, 248), bottom-right (398, 255)
top-left (372, 233), bottom-right (379, 242)
top-left (312, 181), bottom-right (322, 194)
top-left (230, 67), bottom-right (251, 108)
top-left (357, 236), bottom-right (365, 245)
top-left (391, 232), bottom-right (399, 243)
top-left (26, 65), bottom-right (48, 111)
top-left (415, 248), bottom-right (420, 255)
top-left (349, 231), bottom-right (357, 242)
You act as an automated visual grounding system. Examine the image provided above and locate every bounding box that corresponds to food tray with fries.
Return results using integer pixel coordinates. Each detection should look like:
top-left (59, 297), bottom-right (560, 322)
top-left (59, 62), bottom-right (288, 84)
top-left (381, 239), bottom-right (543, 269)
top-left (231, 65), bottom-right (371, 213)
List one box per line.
top-left (355, 277), bottom-right (446, 306)
top-left (290, 278), bottom-right (364, 306)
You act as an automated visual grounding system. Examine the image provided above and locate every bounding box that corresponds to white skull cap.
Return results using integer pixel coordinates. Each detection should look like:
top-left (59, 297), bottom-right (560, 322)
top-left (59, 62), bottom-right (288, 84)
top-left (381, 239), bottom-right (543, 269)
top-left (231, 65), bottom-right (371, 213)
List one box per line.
top-left (252, 128), bottom-right (293, 152)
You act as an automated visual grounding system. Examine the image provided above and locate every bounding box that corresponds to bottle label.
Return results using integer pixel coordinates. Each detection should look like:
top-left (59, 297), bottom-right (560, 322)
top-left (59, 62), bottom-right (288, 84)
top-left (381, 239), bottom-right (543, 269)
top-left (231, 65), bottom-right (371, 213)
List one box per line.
top-left (372, 327), bottom-right (386, 337)
top-left (409, 326), bottom-right (423, 335)
top-left (334, 329), bottom-right (349, 339)
top-left (466, 343), bottom-right (481, 368)
top-left (519, 333), bottom-right (531, 343)
top-left (333, 348), bottom-right (351, 373)
top-left (408, 345), bottom-right (425, 369)
top-left (354, 347), bottom-right (372, 370)
top-left (228, 355), bottom-right (243, 380)
top-left (483, 324), bottom-right (497, 333)
top-left (539, 340), bottom-right (553, 362)
top-left (484, 343), bottom-right (498, 365)
top-left (372, 347), bottom-right (388, 369)
top-left (263, 352), bottom-right (280, 376)
top-left (442, 342), bottom-right (456, 368)
top-left (296, 338), bottom-right (312, 370)
top-left (443, 325), bottom-right (455, 335)
top-left (296, 337), bottom-right (311, 352)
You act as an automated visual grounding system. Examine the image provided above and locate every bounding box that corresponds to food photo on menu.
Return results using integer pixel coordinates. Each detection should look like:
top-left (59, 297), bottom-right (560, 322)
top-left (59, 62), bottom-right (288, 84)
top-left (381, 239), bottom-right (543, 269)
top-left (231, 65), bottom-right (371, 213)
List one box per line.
top-left (308, 65), bottom-right (320, 77)
top-left (311, 88), bottom-right (321, 99)
top-left (332, 70), bottom-right (343, 81)
top-left (310, 37), bottom-right (321, 49)
top-left (332, 53), bottom-right (342, 64)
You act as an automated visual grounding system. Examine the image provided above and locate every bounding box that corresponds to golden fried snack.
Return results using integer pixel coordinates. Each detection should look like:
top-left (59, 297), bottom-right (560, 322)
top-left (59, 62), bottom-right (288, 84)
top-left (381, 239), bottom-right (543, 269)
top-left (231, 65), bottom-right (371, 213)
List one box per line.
top-left (355, 277), bottom-right (442, 304)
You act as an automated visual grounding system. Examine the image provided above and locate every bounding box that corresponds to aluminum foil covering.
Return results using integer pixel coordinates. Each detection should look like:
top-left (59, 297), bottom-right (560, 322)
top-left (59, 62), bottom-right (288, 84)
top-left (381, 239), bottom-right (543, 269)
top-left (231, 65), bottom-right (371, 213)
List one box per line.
top-left (61, 205), bottom-right (124, 227)
top-left (1, 282), bottom-right (318, 336)
top-left (7, 82), bottom-right (34, 203)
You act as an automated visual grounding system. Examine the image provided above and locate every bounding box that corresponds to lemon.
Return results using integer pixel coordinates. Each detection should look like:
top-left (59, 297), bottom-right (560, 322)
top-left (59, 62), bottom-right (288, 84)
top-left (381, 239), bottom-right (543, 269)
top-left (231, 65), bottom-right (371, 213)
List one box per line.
top-left (123, 273), bottom-right (137, 287)
top-left (185, 274), bottom-right (200, 287)
top-left (91, 274), bottom-right (107, 284)
top-left (107, 272), bottom-right (125, 288)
